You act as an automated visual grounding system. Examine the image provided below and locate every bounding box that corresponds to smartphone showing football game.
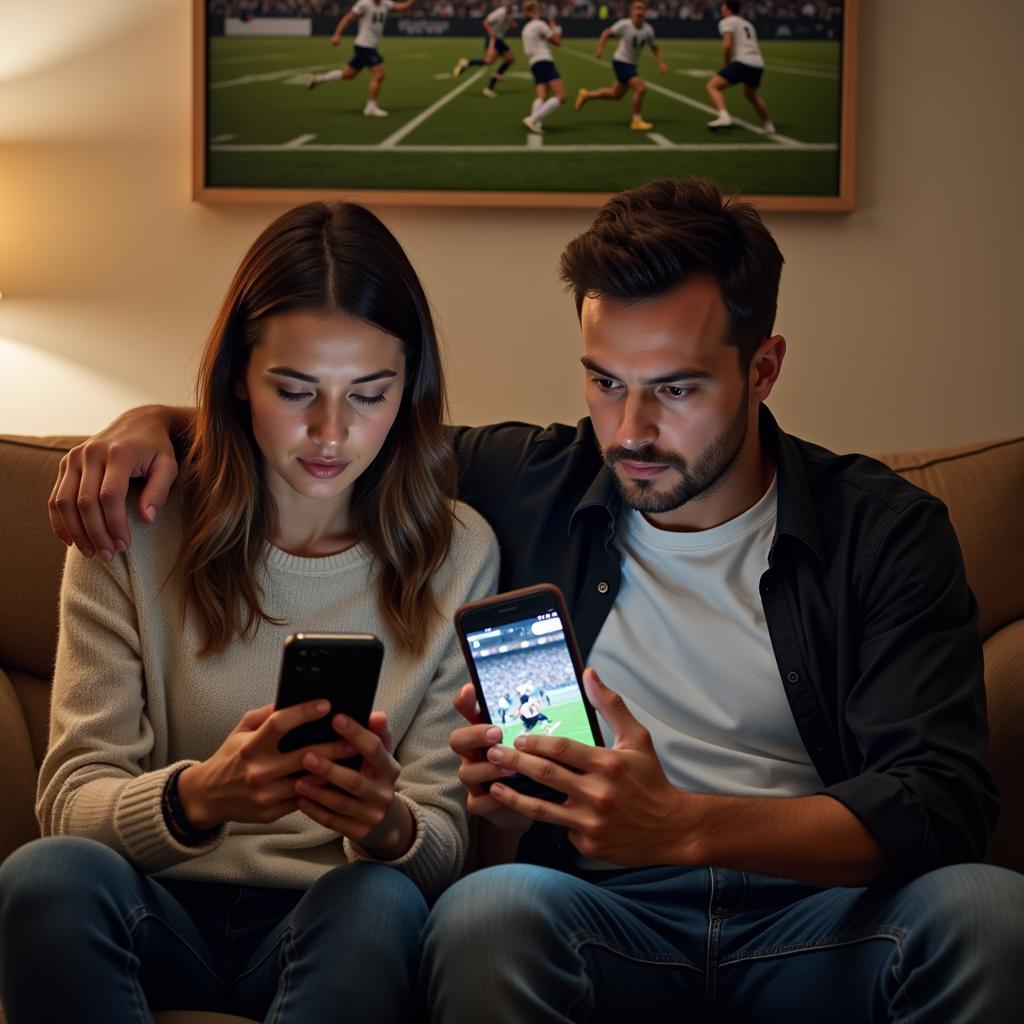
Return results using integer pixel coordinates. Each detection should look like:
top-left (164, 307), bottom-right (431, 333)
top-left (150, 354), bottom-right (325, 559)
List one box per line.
top-left (275, 633), bottom-right (383, 768)
top-left (455, 585), bottom-right (603, 794)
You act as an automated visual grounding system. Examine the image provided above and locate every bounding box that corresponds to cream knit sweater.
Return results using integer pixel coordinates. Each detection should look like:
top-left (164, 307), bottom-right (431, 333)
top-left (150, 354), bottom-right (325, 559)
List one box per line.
top-left (37, 492), bottom-right (498, 900)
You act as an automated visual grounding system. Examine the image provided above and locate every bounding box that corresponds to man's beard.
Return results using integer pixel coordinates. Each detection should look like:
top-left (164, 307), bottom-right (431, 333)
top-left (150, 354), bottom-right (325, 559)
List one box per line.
top-left (603, 391), bottom-right (750, 515)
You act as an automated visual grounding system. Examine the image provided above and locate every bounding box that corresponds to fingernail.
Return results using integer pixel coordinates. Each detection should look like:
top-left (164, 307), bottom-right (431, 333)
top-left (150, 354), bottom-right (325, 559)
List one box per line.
top-left (303, 753), bottom-right (319, 769)
top-left (334, 714), bottom-right (349, 729)
top-left (315, 700), bottom-right (330, 714)
top-left (485, 727), bottom-right (502, 742)
top-left (487, 746), bottom-right (506, 763)
top-left (145, 505), bottom-right (157, 521)
top-left (491, 783), bottom-right (506, 796)
top-left (99, 549), bottom-right (114, 562)
top-left (296, 779), bottom-right (311, 793)
top-left (514, 736), bottom-right (527, 749)
top-left (115, 540), bottom-right (127, 553)
top-left (82, 546), bottom-right (95, 558)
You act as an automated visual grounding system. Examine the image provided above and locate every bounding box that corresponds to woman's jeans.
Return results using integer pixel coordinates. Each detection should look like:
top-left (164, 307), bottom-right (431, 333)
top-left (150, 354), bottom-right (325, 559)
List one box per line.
top-left (0, 836), bottom-right (427, 1023)
top-left (421, 861), bottom-right (1024, 1023)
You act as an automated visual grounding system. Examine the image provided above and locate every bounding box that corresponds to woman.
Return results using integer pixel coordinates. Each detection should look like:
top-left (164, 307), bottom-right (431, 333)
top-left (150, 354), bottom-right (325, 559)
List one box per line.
top-left (0, 202), bottom-right (498, 1022)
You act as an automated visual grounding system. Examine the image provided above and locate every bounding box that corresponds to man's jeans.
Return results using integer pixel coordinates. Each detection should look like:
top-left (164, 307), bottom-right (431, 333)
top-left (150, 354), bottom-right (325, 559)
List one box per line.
top-left (0, 836), bottom-right (427, 1023)
top-left (421, 861), bottom-right (1024, 1022)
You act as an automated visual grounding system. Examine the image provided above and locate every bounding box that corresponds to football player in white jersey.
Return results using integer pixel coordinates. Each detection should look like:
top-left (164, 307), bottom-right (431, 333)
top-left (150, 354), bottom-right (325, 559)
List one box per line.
top-left (452, 6), bottom-right (517, 99)
top-left (520, 1), bottom-right (565, 135)
top-left (705, 0), bottom-right (776, 134)
top-left (574, 1), bottom-right (668, 132)
top-left (306, 0), bottom-right (417, 118)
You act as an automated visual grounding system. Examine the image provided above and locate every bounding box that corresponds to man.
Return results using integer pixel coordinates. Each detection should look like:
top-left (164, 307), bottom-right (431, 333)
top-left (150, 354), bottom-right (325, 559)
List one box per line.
top-left (574, 1), bottom-right (669, 132)
top-left (49, 180), bottom-right (1024, 1020)
top-left (520, 0), bottom-right (565, 135)
top-left (452, 5), bottom-right (517, 99)
top-left (306, 0), bottom-right (417, 118)
top-left (705, 0), bottom-right (776, 133)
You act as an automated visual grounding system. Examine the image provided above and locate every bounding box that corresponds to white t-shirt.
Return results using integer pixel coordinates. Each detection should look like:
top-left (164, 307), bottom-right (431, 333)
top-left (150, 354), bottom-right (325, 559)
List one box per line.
top-left (522, 18), bottom-right (556, 66)
top-left (353, 0), bottom-right (394, 49)
top-left (610, 18), bottom-right (657, 65)
top-left (719, 13), bottom-right (764, 68)
top-left (486, 6), bottom-right (510, 38)
top-left (588, 478), bottom-right (819, 800)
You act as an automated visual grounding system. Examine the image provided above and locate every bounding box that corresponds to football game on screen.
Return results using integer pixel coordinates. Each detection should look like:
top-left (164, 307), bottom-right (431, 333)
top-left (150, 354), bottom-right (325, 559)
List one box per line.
top-left (466, 611), bottom-right (598, 750)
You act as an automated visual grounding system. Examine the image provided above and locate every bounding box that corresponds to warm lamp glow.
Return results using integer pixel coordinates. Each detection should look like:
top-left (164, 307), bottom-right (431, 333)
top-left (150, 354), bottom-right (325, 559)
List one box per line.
top-left (0, 336), bottom-right (154, 436)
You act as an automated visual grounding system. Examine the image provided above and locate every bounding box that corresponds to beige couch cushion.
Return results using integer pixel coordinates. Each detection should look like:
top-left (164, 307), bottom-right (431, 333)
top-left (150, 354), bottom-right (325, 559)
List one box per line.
top-left (0, 436), bottom-right (77, 679)
top-left (877, 437), bottom-right (1024, 640)
top-left (0, 669), bottom-right (38, 864)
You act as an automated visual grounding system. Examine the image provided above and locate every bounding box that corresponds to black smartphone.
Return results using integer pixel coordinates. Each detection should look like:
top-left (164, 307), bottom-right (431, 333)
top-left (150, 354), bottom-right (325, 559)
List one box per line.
top-left (274, 633), bottom-right (383, 768)
top-left (454, 584), bottom-right (603, 798)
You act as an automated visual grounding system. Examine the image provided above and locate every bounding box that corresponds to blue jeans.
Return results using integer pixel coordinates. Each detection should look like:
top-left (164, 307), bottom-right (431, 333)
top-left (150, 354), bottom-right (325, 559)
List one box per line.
top-left (421, 861), bottom-right (1024, 1022)
top-left (0, 836), bottom-right (427, 1023)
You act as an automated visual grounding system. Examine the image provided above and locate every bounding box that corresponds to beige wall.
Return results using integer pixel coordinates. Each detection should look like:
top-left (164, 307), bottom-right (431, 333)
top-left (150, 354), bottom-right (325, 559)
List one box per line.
top-left (1, 1), bottom-right (1021, 451)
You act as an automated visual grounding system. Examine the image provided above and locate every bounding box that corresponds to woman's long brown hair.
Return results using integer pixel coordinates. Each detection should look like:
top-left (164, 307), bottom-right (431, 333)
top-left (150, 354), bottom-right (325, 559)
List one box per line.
top-left (177, 201), bottom-right (456, 656)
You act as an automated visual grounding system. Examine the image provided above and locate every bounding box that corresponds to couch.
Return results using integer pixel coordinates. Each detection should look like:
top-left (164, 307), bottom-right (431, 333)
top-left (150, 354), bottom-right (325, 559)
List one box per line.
top-left (1, 432), bottom-right (1022, 1022)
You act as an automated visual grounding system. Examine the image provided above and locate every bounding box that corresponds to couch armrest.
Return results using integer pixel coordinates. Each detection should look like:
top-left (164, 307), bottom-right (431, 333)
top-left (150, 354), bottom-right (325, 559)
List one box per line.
top-left (0, 668), bottom-right (41, 863)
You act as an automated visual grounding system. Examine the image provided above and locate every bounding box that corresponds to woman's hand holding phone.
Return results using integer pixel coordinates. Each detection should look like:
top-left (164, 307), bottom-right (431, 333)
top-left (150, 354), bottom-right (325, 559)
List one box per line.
top-left (450, 683), bottom-right (533, 834)
top-left (294, 710), bottom-right (415, 861)
top-left (176, 699), bottom-right (355, 830)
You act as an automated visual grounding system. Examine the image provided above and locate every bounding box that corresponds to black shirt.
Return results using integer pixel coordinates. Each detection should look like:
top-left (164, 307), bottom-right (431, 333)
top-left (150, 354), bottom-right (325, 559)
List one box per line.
top-left (453, 406), bottom-right (998, 882)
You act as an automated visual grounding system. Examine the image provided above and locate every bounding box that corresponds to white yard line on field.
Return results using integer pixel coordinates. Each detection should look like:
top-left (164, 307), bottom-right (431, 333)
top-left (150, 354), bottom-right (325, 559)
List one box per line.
top-left (283, 134), bottom-right (317, 147)
top-left (527, 132), bottom-right (543, 148)
top-left (379, 69), bottom-right (487, 147)
top-left (211, 65), bottom-right (335, 89)
top-left (648, 133), bottom-right (672, 147)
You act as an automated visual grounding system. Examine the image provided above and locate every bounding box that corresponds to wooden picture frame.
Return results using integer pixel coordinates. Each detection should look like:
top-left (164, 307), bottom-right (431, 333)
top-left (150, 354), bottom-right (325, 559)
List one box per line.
top-left (193, 0), bottom-right (857, 211)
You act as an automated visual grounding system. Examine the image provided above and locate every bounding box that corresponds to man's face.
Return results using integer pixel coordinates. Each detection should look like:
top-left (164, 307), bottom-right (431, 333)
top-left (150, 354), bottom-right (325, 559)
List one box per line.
top-left (631, 2), bottom-right (646, 25)
top-left (581, 277), bottom-right (758, 524)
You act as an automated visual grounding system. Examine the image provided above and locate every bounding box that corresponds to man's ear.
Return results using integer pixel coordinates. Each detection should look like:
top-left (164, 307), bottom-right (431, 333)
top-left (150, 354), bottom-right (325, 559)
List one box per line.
top-left (749, 334), bottom-right (786, 403)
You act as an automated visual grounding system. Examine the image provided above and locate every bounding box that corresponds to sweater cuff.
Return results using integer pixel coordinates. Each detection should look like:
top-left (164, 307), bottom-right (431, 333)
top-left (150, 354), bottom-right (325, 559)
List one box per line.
top-left (114, 760), bottom-right (229, 873)
top-left (342, 793), bottom-right (462, 899)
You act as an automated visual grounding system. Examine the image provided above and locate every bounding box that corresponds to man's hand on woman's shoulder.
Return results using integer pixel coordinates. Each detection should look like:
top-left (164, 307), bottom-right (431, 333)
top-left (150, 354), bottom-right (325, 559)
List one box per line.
top-left (48, 404), bottom-right (188, 558)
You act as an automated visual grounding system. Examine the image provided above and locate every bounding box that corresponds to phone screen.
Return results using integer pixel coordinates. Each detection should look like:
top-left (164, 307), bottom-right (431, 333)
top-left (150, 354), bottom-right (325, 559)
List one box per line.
top-left (464, 609), bottom-right (600, 750)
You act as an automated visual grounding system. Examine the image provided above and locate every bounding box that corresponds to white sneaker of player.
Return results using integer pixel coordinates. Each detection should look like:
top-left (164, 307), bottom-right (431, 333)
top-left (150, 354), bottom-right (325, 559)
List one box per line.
top-left (762, 119), bottom-right (776, 135)
top-left (482, 86), bottom-right (497, 98)
top-left (522, 116), bottom-right (544, 135)
top-left (364, 104), bottom-right (389, 118)
top-left (453, 57), bottom-right (469, 78)
top-left (706, 112), bottom-right (733, 130)
top-left (305, 74), bottom-right (318, 91)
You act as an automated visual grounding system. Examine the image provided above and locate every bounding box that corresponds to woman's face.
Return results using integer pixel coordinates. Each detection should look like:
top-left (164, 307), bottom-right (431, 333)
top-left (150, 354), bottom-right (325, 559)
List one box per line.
top-left (237, 309), bottom-right (407, 518)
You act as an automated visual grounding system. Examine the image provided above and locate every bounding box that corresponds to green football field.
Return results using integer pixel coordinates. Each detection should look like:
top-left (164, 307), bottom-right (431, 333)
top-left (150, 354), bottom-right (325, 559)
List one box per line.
top-left (494, 695), bottom-right (597, 749)
top-left (207, 36), bottom-right (841, 194)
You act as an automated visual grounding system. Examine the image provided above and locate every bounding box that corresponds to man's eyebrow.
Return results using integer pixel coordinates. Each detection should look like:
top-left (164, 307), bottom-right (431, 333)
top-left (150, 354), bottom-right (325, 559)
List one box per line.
top-left (267, 367), bottom-right (398, 385)
top-left (580, 357), bottom-right (711, 385)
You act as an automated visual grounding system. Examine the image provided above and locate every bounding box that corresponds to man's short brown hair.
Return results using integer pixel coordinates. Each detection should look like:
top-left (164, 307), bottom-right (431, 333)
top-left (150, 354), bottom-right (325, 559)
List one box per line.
top-left (559, 178), bottom-right (784, 370)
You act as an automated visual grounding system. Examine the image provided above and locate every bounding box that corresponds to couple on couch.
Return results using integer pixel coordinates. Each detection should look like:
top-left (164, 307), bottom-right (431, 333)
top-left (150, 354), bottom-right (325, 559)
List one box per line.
top-left (0, 178), bottom-right (1020, 1023)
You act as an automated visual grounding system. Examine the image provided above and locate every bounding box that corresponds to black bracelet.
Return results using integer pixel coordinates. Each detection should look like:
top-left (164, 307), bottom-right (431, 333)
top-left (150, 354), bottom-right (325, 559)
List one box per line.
top-left (162, 767), bottom-right (218, 846)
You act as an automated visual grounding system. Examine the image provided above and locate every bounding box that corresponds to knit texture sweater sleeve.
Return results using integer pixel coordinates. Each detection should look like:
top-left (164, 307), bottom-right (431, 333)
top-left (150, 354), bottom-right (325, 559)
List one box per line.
top-left (36, 545), bottom-right (228, 873)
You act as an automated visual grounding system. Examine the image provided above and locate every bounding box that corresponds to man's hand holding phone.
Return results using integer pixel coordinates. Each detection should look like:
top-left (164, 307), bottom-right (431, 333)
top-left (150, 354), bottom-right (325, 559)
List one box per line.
top-left (450, 683), bottom-right (533, 834)
top-left (480, 668), bottom-right (699, 867)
